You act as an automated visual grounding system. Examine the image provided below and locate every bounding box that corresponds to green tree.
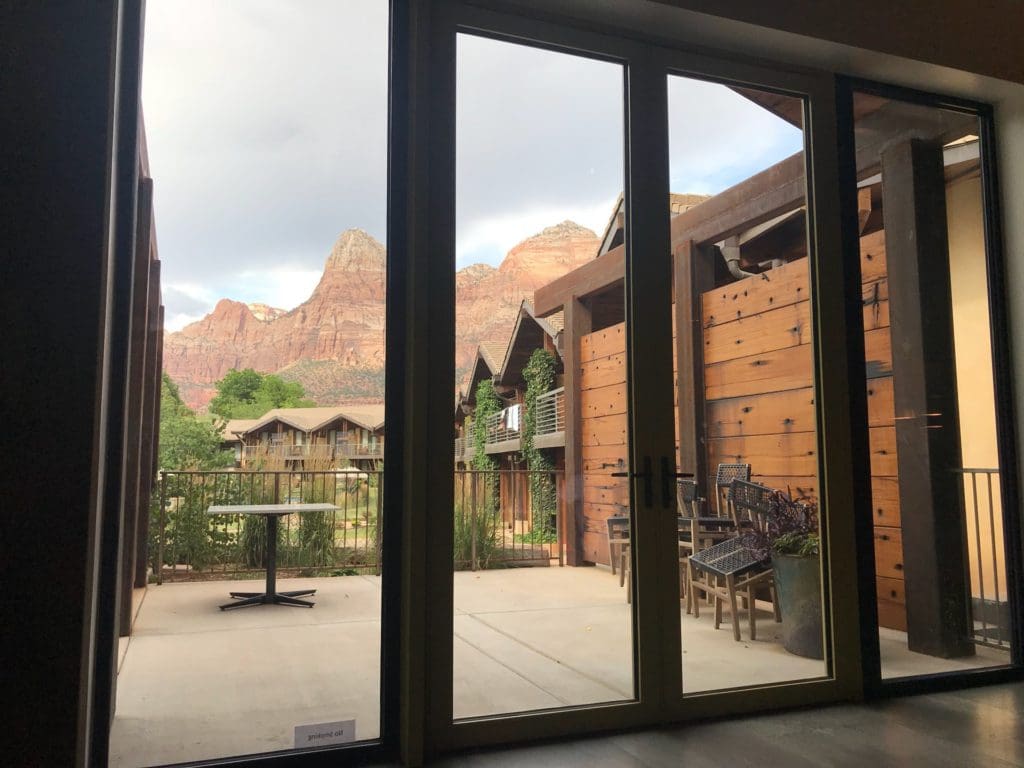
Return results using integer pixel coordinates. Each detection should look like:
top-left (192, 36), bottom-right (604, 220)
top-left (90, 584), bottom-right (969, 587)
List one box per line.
top-left (159, 373), bottom-right (234, 470)
top-left (208, 367), bottom-right (315, 418)
top-left (152, 374), bottom-right (236, 573)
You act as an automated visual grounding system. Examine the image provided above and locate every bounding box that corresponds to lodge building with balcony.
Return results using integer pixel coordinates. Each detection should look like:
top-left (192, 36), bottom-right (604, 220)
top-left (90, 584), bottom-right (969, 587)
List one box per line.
top-left (222, 404), bottom-right (385, 468)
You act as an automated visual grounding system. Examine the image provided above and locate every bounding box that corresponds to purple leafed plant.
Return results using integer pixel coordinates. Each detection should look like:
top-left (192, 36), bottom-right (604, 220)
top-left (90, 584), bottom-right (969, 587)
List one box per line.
top-left (741, 489), bottom-right (819, 562)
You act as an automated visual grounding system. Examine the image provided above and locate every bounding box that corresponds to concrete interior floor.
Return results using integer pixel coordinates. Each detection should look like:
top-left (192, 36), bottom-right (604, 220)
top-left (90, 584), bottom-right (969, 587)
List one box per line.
top-left (109, 568), bottom-right (1009, 767)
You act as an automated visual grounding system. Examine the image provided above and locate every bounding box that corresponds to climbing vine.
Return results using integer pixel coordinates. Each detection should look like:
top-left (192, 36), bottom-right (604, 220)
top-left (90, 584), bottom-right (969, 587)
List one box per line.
top-left (522, 348), bottom-right (557, 538)
top-left (471, 379), bottom-right (502, 517)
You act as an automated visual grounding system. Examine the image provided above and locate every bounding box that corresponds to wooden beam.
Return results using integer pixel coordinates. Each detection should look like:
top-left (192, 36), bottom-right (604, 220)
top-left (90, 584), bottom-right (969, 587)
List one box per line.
top-left (857, 187), bottom-right (873, 234)
top-left (535, 245), bottom-right (624, 316)
top-left (671, 152), bottom-right (807, 247)
top-left (119, 177), bottom-right (152, 638)
top-left (674, 241), bottom-right (714, 487)
top-left (562, 297), bottom-right (592, 567)
top-left (855, 102), bottom-right (976, 182)
top-left (538, 102), bottom-right (975, 319)
top-left (882, 138), bottom-right (973, 659)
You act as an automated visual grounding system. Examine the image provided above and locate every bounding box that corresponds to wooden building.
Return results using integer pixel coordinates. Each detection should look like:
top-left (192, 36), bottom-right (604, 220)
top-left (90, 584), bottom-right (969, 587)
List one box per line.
top-left (526, 96), bottom-right (988, 655)
top-left (456, 302), bottom-right (567, 525)
top-left (231, 404), bottom-right (385, 468)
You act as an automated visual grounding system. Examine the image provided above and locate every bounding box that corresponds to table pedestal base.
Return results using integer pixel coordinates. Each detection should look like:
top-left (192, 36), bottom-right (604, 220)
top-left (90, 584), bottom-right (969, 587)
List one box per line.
top-left (219, 589), bottom-right (316, 611)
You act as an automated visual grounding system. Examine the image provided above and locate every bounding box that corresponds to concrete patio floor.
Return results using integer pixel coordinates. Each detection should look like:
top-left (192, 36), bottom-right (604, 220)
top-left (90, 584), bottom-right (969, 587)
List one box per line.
top-left (109, 567), bottom-right (1008, 767)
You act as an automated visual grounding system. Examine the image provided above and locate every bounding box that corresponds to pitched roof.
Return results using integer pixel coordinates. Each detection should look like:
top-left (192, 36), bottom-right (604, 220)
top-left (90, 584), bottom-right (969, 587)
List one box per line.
top-left (596, 193), bottom-right (711, 258)
top-left (327, 404), bottom-right (385, 432)
top-left (222, 418), bottom-right (259, 440)
top-left (496, 301), bottom-right (563, 385)
top-left (478, 340), bottom-right (509, 372)
top-left (242, 404), bottom-right (385, 436)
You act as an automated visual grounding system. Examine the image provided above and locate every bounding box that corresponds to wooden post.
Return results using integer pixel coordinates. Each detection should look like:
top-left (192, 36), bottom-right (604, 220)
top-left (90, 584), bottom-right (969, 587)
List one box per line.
top-left (882, 138), bottom-right (974, 658)
top-left (119, 177), bottom-right (153, 638)
top-left (135, 260), bottom-right (161, 587)
top-left (563, 296), bottom-right (592, 566)
top-left (674, 240), bottom-right (714, 492)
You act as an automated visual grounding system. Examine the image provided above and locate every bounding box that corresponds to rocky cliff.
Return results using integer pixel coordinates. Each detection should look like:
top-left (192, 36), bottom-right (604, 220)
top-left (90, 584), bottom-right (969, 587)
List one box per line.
top-left (163, 222), bottom-right (598, 410)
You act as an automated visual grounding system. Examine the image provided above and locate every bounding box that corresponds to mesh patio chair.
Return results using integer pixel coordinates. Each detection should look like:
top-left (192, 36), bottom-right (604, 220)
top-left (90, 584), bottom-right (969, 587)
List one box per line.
top-left (714, 462), bottom-right (751, 521)
top-left (677, 480), bottom-right (702, 602)
top-left (729, 477), bottom-right (773, 531)
top-left (687, 479), bottom-right (781, 640)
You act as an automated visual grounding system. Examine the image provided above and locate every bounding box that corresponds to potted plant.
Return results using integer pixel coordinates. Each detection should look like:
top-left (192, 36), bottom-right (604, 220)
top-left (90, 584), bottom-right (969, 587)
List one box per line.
top-left (742, 492), bottom-right (822, 659)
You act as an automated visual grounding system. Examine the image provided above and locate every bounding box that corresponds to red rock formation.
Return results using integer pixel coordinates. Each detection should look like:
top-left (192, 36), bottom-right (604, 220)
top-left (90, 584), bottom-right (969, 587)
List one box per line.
top-left (163, 223), bottom-right (598, 410)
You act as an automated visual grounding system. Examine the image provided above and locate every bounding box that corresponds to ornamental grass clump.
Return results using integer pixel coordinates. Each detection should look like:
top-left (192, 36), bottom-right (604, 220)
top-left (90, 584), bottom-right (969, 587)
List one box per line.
top-left (297, 444), bottom-right (339, 567)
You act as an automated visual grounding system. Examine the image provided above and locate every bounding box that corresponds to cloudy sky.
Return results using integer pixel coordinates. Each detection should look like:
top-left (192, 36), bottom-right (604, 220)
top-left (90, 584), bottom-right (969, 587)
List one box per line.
top-left (143, 1), bottom-right (801, 331)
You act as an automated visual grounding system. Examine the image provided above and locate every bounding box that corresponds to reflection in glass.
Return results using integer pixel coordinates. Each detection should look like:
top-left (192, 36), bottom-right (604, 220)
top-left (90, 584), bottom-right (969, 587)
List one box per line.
top-left (849, 92), bottom-right (1012, 678)
top-left (665, 77), bottom-right (829, 693)
top-left (110, 2), bottom-right (390, 764)
top-left (452, 33), bottom-right (632, 718)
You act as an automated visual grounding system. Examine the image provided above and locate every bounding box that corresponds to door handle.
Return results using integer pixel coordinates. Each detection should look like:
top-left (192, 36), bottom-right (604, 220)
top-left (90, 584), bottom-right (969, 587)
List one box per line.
top-left (611, 456), bottom-right (654, 507)
top-left (661, 456), bottom-right (694, 509)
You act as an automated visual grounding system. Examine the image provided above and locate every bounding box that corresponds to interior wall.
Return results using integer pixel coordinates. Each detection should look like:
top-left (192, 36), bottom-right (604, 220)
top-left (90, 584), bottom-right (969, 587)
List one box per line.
top-left (948, 175), bottom-right (1006, 601)
top-left (7, 1), bottom-right (1024, 765)
top-left (648, 0), bottom-right (1024, 84)
top-left (3, 4), bottom-right (121, 765)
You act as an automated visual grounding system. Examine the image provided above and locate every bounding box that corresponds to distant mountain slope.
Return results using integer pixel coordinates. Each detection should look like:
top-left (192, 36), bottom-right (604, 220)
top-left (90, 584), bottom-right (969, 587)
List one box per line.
top-left (163, 222), bottom-right (598, 410)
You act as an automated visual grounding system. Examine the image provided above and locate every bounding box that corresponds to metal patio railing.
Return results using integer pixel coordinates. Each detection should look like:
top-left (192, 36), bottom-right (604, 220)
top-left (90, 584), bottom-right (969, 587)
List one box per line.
top-left (154, 469), bottom-right (382, 583)
top-left (453, 469), bottom-right (563, 570)
top-left (484, 408), bottom-right (522, 446)
top-left (954, 467), bottom-right (1009, 650)
top-left (152, 467), bottom-right (562, 582)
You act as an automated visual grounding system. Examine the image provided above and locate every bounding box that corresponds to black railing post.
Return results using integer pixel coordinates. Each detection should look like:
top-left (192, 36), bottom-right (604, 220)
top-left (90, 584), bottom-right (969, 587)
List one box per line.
top-left (156, 471), bottom-right (167, 585)
top-left (986, 471), bottom-right (1002, 647)
top-left (968, 471), bottom-right (986, 643)
top-left (556, 471), bottom-right (564, 566)
top-left (375, 470), bottom-right (383, 575)
top-left (471, 471), bottom-right (478, 571)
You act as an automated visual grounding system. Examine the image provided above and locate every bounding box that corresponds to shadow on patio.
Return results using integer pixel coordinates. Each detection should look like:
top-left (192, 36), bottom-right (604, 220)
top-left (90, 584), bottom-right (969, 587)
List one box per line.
top-left (110, 567), bottom-right (1008, 767)
top-left (109, 566), bottom-right (813, 767)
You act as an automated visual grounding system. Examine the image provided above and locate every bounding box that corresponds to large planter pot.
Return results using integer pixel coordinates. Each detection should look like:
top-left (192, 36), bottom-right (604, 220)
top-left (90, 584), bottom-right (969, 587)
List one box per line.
top-left (773, 553), bottom-right (823, 659)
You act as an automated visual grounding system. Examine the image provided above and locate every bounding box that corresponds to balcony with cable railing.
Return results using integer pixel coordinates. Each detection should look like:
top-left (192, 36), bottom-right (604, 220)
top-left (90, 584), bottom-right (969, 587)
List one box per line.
top-left (241, 438), bottom-right (383, 463)
top-left (454, 387), bottom-right (565, 459)
top-left (533, 386), bottom-right (565, 449)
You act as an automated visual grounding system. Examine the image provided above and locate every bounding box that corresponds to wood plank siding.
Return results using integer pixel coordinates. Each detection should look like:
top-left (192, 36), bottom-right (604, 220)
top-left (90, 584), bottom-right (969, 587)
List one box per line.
top-left (700, 229), bottom-right (906, 629)
top-left (571, 230), bottom-right (905, 632)
top-left (578, 322), bottom-right (629, 565)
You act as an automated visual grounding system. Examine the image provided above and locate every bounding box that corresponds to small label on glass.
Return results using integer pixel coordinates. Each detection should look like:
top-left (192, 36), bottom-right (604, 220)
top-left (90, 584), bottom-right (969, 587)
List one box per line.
top-left (294, 719), bottom-right (355, 748)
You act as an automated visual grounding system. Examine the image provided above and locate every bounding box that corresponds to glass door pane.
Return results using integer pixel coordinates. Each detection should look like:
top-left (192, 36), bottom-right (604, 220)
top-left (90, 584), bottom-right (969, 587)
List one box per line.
top-left (452, 32), bottom-right (635, 718)
top-left (665, 75), bottom-right (829, 693)
top-left (112, 2), bottom-right (390, 763)
top-left (848, 91), bottom-right (1014, 678)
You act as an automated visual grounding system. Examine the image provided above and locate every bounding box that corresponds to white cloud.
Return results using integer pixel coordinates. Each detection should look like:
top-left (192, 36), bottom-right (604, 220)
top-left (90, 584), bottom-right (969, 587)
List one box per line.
top-left (163, 268), bottom-right (323, 330)
top-left (165, 312), bottom-right (207, 333)
top-left (456, 197), bottom-right (618, 269)
top-left (233, 268), bottom-right (324, 310)
top-left (143, 5), bottom-right (804, 328)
